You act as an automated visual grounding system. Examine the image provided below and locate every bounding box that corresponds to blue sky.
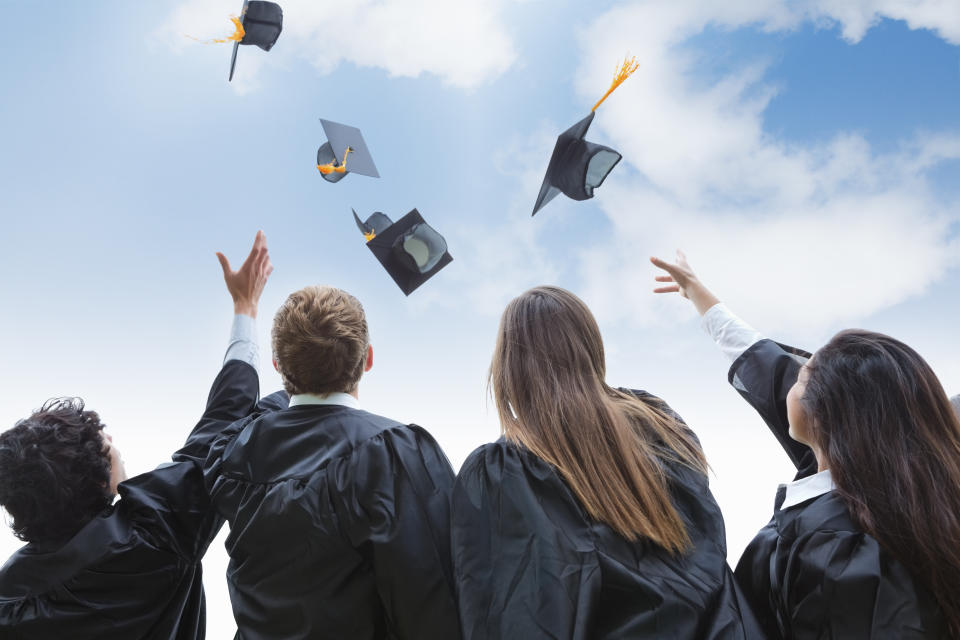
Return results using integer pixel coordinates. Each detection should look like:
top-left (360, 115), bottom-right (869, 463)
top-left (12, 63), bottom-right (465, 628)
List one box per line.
top-left (1, 1), bottom-right (958, 634)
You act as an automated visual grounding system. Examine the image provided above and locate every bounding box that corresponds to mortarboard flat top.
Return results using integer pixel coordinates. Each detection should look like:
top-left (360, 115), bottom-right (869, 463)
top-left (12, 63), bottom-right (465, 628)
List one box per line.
top-left (355, 209), bottom-right (452, 295)
top-left (229, 0), bottom-right (284, 82)
top-left (317, 119), bottom-right (380, 183)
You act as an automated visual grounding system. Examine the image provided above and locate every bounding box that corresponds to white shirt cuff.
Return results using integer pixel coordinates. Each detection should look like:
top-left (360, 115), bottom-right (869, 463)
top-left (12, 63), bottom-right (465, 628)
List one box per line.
top-left (224, 313), bottom-right (259, 373)
top-left (701, 303), bottom-right (764, 363)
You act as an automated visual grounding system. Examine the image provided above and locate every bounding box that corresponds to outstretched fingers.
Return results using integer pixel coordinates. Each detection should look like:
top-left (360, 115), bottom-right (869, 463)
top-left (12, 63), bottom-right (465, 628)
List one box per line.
top-left (650, 256), bottom-right (682, 280)
top-left (216, 252), bottom-right (233, 278)
top-left (216, 231), bottom-right (273, 316)
top-left (242, 232), bottom-right (267, 271)
top-left (650, 253), bottom-right (694, 297)
top-left (258, 245), bottom-right (273, 281)
top-left (649, 255), bottom-right (674, 270)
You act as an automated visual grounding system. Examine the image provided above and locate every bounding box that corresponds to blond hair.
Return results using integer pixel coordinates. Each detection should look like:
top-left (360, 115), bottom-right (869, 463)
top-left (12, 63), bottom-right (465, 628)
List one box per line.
top-left (271, 286), bottom-right (369, 395)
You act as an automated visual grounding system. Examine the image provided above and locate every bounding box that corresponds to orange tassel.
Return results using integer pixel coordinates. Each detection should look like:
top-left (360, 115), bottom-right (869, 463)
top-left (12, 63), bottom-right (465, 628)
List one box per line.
top-left (591, 56), bottom-right (639, 112)
top-left (186, 16), bottom-right (245, 44)
top-left (317, 147), bottom-right (354, 175)
top-left (363, 230), bottom-right (376, 242)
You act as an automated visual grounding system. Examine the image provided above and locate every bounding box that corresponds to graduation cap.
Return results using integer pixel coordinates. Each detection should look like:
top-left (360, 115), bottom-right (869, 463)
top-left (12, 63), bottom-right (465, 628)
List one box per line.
top-left (532, 56), bottom-right (639, 216)
top-left (317, 120), bottom-right (380, 183)
top-left (229, 1), bottom-right (283, 82)
top-left (352, 208), bottom-right (452, 295)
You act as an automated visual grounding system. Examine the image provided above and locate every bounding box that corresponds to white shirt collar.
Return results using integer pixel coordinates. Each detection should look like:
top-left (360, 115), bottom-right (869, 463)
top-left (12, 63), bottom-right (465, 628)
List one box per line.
top-left (779, 469), bottom-right (835, 510)
top-left (288, 392), bottom-right (360, 409)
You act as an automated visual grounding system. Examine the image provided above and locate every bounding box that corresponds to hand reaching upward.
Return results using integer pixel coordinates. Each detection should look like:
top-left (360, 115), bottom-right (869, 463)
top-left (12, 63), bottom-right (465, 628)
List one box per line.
top-left (650, 250), bottom-right (720, 316)
top-left (217, 230), bottom-right (274, 318)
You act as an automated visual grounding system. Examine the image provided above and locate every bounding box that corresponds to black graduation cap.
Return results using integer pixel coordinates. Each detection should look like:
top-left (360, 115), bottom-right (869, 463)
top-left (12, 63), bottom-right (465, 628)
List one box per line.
top-left (531, 56), bottom-right (639, 216)
top-left (317, 120), bottom-right (380, 183)
top-left (531, 112), bottom-right (622, 216)
top-left (353, 208), bottom-right (453, 295)
top-left (229, 1), bottom-right (283, 82)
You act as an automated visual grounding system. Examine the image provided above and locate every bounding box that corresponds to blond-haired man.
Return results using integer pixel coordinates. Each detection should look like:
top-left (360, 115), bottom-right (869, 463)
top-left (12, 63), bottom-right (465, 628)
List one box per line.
top-left (204, 285), bottom-right (460, 640)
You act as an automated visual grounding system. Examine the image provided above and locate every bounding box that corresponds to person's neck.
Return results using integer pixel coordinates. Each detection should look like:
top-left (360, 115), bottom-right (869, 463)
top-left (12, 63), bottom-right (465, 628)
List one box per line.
top-left (814, 448), bottom-right (829, 473)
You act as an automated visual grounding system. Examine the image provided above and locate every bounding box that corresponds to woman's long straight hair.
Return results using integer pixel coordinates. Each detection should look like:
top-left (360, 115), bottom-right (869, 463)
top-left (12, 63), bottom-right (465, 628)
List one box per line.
top-left (489, 286), bottom-right (706, 552)
top-left (804, 330), bottom-right (960, 636)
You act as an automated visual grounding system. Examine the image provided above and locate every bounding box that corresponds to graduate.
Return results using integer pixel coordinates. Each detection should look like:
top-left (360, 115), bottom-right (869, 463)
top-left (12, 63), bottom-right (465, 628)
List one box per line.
top-left (0, 231), bottom-right (276, 638)
top-left (451, 286), bottom-right (763, 639)
top-left (202, 284), bottom-right (460, 639)
top-left (652, 251), bottom-right (960, 639)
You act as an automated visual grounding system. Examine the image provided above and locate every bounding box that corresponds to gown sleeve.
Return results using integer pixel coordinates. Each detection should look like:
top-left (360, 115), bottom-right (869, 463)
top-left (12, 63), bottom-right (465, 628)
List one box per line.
top-left (333, 424), bottom-right (461, 640)
top-left (728, 339), bottom-right (816, 475)
top-left (118, 360), bottom-right (263, 559)
top-left (451, 443), bottom-right (601, 640)
top-left (171, 360), bottom-right (261, 466)
top-left (201, 388), bottom-right (289, 506)
top-left (784, 529), bottom-right (936, 639)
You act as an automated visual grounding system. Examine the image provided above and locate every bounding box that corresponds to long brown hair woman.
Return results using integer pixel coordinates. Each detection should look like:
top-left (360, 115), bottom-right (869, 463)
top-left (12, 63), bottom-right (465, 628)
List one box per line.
top-left (450, 286), bottom-right (762, 639)
top-left (653, 251), bottom-right (960, 639)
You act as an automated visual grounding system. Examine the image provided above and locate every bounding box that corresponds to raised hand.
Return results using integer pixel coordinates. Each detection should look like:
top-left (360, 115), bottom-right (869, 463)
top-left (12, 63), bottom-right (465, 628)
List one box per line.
top-left (650, 250), bottom-right (719, 316)
top-left (217, 230), bottom-right (274, 318)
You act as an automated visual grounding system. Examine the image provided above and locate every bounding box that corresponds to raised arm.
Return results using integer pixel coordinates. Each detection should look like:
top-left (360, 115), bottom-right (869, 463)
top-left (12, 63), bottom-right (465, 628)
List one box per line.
top-left (650, 251), bottom-right (763, 362)
top-left (725, 340), bottom-right (814, 472)
top-left (650, 251), bottom-right (814, 472)
top-left (119, 231), bottom-right (275, 558)
top-left (173, 230), bottom-right (274, 465)
top-left (650, 250), bottom-right (720, 316)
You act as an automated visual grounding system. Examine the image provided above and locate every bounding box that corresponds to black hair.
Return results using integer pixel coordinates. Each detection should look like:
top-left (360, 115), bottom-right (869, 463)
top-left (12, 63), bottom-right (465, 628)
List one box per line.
top-left (0, 398), bottom-right (112, 544)
top-left (804, 330), bottom-right (960, 635)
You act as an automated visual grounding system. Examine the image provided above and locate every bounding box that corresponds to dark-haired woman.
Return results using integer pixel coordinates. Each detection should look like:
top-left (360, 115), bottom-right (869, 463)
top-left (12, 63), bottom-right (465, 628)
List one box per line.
top-left (652, 251), bottom-right (959, 639)
top-left (451, 286), bottom-right (762, 639)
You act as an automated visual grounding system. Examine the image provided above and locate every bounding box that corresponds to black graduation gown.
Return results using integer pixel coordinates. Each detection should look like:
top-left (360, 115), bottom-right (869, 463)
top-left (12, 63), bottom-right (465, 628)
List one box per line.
top-left (729, 339), bottom-right (948, 639)
top-left (451, 391), bottom-right (763, 640)
top-left (203, 404), bottom-right (461, 640)
top-left (0, 359), bottom-right (261, 639)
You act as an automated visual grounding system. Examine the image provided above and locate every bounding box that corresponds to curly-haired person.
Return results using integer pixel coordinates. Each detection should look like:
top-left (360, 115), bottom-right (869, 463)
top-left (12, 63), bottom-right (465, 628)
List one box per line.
top-left (0, 399), bottom-right (120, 544)
top-left (0, 231), bottom-right (277, 639)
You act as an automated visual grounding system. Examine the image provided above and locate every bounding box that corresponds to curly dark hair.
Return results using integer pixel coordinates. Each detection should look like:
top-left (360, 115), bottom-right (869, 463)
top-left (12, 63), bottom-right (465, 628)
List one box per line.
top-left (0, 398), bottom-right (113, 544)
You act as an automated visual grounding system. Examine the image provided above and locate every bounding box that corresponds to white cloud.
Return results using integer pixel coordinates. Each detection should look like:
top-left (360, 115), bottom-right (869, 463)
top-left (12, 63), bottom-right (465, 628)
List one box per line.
top-left (800, 0), bottom-right (960, 44)
top-left (159, 0), bottom-right (518, 91)
top-left (442, 125), bottom-right (565, 315)
top-left (570, 1), bottom-right (960, 334)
